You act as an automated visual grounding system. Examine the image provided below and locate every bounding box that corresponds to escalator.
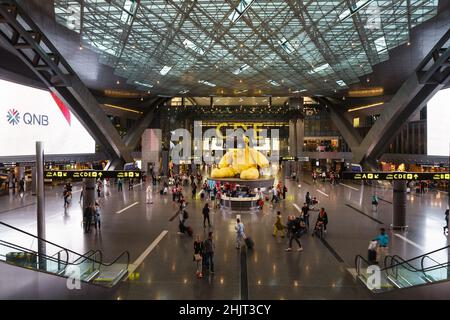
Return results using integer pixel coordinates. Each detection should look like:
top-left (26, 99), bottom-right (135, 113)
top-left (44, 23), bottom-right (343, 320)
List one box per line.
top-left (0, 221), bottom-right (129, 289)
top-left (355, 245), bottom-right (450, 297)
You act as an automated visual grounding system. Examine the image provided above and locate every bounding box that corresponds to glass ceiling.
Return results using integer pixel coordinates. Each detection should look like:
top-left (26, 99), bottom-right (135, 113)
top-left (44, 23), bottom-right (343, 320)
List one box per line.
top-left (54, 0), bottom-right (439, 96)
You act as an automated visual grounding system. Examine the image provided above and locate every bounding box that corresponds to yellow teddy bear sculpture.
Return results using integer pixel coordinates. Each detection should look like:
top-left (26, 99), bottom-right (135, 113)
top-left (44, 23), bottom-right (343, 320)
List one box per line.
top-left (211, 137), bottom-right (270, 180)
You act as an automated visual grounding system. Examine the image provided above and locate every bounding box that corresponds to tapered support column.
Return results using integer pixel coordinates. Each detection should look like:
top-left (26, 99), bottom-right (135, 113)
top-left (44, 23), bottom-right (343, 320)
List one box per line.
top-left (36, 141), bottom-right (46, 270)
top-left (288, 120), bottom-right (297, 157)
top-left (391, 180), bottom-right (408, 230)
top-left (82, 178), bottom-right (96, 211)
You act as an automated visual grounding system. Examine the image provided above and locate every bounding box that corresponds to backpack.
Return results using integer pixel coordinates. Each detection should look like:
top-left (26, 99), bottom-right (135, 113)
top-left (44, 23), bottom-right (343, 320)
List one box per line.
top-left (183, 210), bottom-right (189, 219)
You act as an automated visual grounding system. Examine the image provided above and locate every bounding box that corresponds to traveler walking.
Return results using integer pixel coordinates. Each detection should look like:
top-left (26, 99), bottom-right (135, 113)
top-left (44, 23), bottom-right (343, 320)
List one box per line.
top-left (312, 208), bottom-right (328, 237)
top-left (272, 211), bottom-right (285, 238)
top-left (94, 201), bottom-right (101, 230)
top-left (193, 235), bottom-right (204, 278)
top-left (117, 178), bottom-right (123, 192)
top-left (202, 203), bottom-right (211, 228)
top-left (285, 215), bottom-right (304, 252)
top-left (372, 194), bottom-right (379, 211)
top-left (83, 204), bottom-right (94, 233)
top-left (203, 231), bottom-right (215, 273)
top-left (282, 185), bottom-right (288, 200)
top-left (97, 179), bottom-right (102, 198)
top-left (301, 203), bottom-right (310, 229)
top-left (128, 179), bottom-right (134, 190)
top-left (18, 177), bottom-right (25, 198)
top-left (375, 228), bottom-right (389, 263)
top-left (305, 192), bottom-right (311, 206)
top-left (235, 218), bottom-right (245, 249)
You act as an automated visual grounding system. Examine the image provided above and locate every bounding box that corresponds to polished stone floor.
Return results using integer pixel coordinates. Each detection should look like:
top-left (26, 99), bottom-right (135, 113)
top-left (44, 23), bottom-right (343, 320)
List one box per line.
top-left (0, 171), bottom-right (448, 300)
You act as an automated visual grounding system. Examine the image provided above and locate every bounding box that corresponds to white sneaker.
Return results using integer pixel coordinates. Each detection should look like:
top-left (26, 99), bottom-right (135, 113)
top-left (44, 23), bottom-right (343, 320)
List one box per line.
top-left (297, 247), bottom-right (304, 252)
top-left (285, 248), bottom-right (292, 252)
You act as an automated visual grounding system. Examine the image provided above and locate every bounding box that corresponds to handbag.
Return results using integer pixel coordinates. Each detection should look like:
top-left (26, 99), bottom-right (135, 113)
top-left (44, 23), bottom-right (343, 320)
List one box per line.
top-left (194, 254), bottom-right (202, 261)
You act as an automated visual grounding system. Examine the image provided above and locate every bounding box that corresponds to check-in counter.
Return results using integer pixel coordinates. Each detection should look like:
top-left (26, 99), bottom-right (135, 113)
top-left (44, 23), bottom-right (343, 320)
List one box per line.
top-left (221, 194), bottom-right (259, 212)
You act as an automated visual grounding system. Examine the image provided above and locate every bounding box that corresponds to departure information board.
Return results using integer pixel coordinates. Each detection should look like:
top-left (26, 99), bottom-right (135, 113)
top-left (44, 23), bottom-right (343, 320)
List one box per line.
top-left (342, 172), bottom-right (450, 181)
top-left (44, 170), bottom-right (143, 179)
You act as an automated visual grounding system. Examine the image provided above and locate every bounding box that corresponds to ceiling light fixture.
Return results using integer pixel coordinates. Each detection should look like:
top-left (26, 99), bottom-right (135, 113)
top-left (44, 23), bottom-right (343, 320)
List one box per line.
top-left (347, 102), bottom-right (384, 112)
top-left (134, 80), bottom-right (153, 88)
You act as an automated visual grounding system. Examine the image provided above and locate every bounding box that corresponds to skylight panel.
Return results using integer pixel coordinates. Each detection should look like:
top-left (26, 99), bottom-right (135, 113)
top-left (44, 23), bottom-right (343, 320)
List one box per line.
top-left (179, 89), bottom-right (190, 94)
top-left (160, 66), bottom-right (172, 75)
top-left (336, 80), bottom-right (347, 87)
top-left (123, 0), bottom-right (137, 14)
top-left (374, 36), bottom-right (387, 53)
top-left (339, 0), bottom-right (375, 21)
top-left (232, 64), bottom-right (250, 75)
top-left (198, 80), bottom-right (216, 87)
top-left (183, 39), bottom-right (205, 55)
top-left (292, 89), bottom-right (307, 93)
top-left (278, 37), bottom-right (295, 54)
top-left (308, 63), bottom-right (330, 74)
top-left (228, 0), bottom-right (255, 23)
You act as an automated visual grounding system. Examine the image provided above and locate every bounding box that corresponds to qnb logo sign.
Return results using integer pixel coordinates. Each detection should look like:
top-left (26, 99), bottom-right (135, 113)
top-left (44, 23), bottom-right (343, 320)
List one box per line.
top-left (6, 109), bottom-right (49, 126)
top-left (7, 109), bottom-right (20, 125)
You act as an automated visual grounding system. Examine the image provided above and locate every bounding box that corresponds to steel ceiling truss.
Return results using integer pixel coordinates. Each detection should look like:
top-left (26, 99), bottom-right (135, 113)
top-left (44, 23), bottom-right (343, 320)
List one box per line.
top-left (0, 0), bottom-right (133, 163)
top-left (54, 0), bottom-right (440, 96)
top-left (320, 28), bottom-right (450, 168)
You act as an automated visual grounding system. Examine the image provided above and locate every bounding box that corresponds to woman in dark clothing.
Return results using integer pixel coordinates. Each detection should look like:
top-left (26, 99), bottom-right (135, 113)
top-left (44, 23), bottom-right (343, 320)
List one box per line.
top-left (202, 203), bottom-right (211, 228)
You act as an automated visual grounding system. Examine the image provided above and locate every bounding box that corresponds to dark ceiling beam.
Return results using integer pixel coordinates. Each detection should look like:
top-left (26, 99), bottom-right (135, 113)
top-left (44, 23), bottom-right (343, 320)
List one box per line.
top-left (315, 97), bottom-right (363, 151)
top-left (352, 28), bottom-right (450, 165)
top-left (123, 97), bottom-right (169, 152)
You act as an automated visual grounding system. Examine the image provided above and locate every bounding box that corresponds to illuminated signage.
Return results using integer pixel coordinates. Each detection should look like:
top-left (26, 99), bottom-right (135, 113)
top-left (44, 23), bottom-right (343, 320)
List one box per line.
top-left (44, 170), bottom-right (142, 179)
top-left (343, 172), bottom-right (450, 181)
top-left (0, 79), bottom-right (95, 156)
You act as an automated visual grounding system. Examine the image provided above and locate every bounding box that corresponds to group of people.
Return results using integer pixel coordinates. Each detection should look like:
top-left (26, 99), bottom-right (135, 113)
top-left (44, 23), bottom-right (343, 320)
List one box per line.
top-left (82, 201), bottom-right (101, 233)
top-left (312, 170), bottom-right (340, 184)
top-left (272, 205), bottom-right (329, 252)
top-left (268, 182), bottom-right (288, 204)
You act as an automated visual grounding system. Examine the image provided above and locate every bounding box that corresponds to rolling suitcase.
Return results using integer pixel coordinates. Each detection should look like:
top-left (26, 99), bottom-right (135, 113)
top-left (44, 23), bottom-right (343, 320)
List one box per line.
top-left (244, 237), bottom-right (254, 250)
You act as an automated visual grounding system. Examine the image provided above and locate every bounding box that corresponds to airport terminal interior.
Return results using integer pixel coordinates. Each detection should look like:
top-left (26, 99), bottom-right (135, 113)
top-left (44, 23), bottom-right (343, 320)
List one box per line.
top-left (0, 0), bottom-right (449, 300)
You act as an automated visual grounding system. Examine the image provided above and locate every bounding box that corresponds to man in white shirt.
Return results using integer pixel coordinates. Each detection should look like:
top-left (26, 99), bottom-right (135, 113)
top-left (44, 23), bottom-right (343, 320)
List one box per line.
top-left (235, 218), bottom-right (245, 249)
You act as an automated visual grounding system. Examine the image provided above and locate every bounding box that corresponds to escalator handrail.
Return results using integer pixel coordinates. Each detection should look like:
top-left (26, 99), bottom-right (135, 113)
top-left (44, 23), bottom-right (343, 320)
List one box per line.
top-left (0, 239), bottom-right (69, 267)
top-left (0, 221), bottom-right (129, 268)
top-left (388, 254), bottom-right (450, 274)
top-left (377, 245), bottom-right (450, 273)
top-left (387, 255), bottom-right (422, 272)
top-left (71, 249), bottom-right (103, 266)
top-left (355, 254), bottom-right (371, 276)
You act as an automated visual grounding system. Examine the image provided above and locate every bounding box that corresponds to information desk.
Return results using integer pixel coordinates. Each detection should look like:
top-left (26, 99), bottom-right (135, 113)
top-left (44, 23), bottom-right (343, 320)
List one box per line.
top-left (220, 194), bottom-right (259, 212)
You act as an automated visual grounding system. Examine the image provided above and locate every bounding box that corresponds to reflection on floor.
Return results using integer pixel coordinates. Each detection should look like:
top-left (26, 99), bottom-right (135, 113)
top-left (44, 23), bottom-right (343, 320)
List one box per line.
top-left (0, 173), bottom-right (448, 299)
